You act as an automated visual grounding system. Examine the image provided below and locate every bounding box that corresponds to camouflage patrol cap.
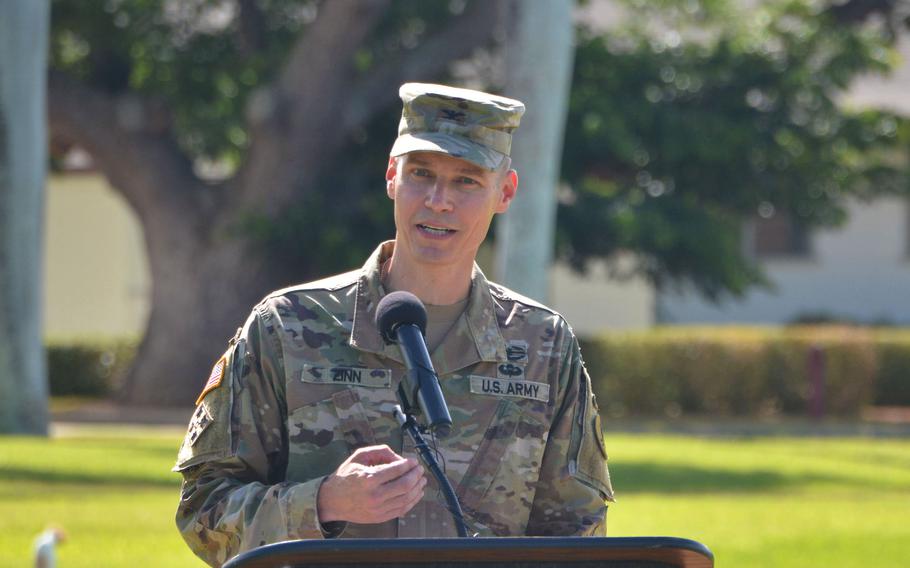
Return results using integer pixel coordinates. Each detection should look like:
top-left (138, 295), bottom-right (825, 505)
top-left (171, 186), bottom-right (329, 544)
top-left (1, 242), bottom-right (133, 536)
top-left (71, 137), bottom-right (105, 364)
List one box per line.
top-left (390, 83), bottom-right (525, 170)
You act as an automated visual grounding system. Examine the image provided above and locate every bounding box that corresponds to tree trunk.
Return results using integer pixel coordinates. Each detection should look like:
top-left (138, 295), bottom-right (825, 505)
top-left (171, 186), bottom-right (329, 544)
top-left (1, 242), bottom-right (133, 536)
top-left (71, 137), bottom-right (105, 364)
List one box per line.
top-left (494, 0), bottom-right (575, 303)
top-left (118, 212), bottom-right (288, 406)
top-left (48, 1), bottom-right (507, 407)
top-left (0, 0), bottom-right (50, 434)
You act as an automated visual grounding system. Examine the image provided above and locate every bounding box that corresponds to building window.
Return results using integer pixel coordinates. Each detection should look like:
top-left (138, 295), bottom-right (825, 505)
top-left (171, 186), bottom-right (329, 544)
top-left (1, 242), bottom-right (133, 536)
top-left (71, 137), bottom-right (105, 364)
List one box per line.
top-left (752, 212), bottom-right (810, 258)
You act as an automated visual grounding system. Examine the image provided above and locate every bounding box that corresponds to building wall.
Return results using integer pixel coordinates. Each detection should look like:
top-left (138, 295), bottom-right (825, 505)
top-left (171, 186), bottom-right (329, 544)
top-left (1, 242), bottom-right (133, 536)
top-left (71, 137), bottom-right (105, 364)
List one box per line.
top-left (551, 259), bottom-right (654, 334)
top-left (43, 173), bottom-right (150, 338)
top-left (43, 173), bottom-right (653, 339)
top-left (661, 198), bottom-right (910, 325)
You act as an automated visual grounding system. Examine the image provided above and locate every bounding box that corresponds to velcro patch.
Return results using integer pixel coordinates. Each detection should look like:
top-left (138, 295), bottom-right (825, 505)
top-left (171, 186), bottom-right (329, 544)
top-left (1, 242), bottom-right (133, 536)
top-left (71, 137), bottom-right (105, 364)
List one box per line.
top-left (470, 376), bottom-right (550, 402)
top-left (505, 340), bottom-right (529, 364)
top-left (302, 365), bottom-right (391, 388)
top-left (497, 362), bottom-right (525, 379)
top-left (195, 356), bottom-right (227, 406)
top-left (185, 403), bottom-right (213, 448)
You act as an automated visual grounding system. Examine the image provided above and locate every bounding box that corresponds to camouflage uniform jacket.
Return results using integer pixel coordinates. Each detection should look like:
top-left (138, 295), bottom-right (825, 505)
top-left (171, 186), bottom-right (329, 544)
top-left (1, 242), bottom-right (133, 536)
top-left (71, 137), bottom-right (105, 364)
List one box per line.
top-left (175, 242), bottom-right (614, 567)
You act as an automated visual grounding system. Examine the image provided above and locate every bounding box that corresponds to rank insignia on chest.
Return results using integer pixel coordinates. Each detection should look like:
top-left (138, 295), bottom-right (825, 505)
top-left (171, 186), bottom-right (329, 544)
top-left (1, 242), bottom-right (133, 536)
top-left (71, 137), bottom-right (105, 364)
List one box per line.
top-left (195, 355), bottom-right (227, 406)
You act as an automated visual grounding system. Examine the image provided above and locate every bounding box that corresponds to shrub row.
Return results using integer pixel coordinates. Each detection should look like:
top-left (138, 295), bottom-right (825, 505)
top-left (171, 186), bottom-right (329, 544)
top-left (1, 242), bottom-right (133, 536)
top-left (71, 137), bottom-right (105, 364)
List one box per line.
top-left (47, 327), bottom-right (910, 417)
top-left (47, 337), bottom-right (138, 396)
top-left (580, 326), bottom-right (910, 418)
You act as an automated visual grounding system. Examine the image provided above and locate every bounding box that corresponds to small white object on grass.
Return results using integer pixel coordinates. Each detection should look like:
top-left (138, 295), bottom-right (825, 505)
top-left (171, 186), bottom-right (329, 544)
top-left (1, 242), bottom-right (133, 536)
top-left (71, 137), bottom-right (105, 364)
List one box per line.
top-left (34, 526), bottom-right (66, 568)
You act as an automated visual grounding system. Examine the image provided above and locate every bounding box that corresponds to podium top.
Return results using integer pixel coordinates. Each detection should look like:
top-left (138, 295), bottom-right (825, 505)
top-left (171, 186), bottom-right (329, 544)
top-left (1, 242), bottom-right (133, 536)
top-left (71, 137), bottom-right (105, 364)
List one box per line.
top-left (223, 536), bottom-right (714, 568)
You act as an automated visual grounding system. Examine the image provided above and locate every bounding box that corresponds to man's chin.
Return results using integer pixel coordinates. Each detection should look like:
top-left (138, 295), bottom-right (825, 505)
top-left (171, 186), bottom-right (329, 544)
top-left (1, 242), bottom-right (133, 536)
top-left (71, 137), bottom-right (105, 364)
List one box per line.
top-left (412, 249), bottom-right (456, 265)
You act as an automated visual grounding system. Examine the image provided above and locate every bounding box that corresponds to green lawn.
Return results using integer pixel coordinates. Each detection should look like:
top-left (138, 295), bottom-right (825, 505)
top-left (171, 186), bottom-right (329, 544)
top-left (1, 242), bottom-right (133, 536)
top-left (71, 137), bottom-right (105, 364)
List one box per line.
top-left (0, 425), bottom-right (198, 567)
top-left (1, 426), bottom-right (908, 567)
top-left (606, 435), bottom-right (910, 567)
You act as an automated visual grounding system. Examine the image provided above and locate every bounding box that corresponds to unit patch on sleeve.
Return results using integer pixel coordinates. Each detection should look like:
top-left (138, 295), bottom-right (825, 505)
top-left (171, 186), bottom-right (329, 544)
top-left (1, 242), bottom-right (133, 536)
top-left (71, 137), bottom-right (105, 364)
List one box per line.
top-left (470, 376), bottom-right (550, 402)
top-left (302, 365), bottom-right (391, 388)
top-left (185, 402), bottom-right (213, 448)
top-left (195, 355), bottom-right (227, 406)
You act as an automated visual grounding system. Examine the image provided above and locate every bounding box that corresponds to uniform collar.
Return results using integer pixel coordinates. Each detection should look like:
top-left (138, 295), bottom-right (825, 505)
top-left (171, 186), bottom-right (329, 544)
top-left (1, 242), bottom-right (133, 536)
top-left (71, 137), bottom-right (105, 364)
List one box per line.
top-left (349, 241), bottom-right (508, 374)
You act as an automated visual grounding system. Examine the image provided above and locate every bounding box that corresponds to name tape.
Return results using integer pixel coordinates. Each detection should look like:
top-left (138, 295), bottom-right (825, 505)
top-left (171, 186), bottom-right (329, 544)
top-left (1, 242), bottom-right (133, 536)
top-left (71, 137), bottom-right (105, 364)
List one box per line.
top-left (302, 365), bottom-right (391, 388)
top-left (469, 376), bottom-right (550, 402)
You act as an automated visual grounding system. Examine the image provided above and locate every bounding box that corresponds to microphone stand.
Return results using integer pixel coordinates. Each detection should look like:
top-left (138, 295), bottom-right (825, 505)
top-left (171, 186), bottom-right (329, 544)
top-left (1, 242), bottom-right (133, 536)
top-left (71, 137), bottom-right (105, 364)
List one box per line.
top-left (393, 387), bottom-right (469, 538)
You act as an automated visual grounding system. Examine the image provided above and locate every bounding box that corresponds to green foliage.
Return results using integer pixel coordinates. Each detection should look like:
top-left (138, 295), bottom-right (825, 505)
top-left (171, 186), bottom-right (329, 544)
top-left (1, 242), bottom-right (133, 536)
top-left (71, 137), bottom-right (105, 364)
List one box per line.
top-left (49, 0), bottom-right (910, 300)
top-left (239, 108), bottom-right (401, 279)
top-left (49, 326), bottom-right (908, 411)
top-left (561, 0), bottom-right (910, 299)
top-left (874, 329), bottom-right (910, 405)
top-left (52, 0), bottom-right (296, 163)
top-left (50, 0), bottom-right (471, 167)
top-left (581, 326), bottom-right (910, 417)
top-left (46, 338), bottom-right (138, 396)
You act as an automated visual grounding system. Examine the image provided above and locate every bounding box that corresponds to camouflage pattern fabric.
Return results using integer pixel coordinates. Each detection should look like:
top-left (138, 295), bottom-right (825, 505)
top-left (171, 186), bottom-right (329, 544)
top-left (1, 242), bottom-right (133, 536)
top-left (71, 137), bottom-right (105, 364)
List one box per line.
top-left (389, 83), bottom-right (525, 170)
top-left (175, 241), bottom-right (614, 567)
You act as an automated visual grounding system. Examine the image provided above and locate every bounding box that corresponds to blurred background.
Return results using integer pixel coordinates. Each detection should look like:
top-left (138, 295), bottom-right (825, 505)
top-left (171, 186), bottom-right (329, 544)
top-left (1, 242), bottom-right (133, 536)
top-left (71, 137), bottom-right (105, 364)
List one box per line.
top-left (1, 0), bottom-right (909, 566)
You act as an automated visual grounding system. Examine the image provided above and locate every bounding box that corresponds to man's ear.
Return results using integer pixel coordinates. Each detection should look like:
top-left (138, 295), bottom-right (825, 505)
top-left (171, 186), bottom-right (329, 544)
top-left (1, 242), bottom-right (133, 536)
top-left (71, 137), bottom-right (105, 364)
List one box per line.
top-left (385, 156), bottom-right (398, 200)
top-left (495, 170), bottom-right (519, 214)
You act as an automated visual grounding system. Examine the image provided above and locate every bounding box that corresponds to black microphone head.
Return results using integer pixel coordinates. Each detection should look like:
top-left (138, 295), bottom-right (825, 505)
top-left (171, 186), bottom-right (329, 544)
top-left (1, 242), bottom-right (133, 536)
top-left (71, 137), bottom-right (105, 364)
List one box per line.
top-left (376, 291), bottom-right (427, 344)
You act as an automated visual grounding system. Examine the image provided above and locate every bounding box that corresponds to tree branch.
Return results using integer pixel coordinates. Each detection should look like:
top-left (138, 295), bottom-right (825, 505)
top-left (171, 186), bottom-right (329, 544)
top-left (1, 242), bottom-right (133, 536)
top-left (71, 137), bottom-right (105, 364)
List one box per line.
top-left (824, 0), bottom-right (909, 36)
top-left (47, 70), bottom-right (209, 228)
top-left (237, 0), bottom-right (267, 56)
top-left (341, 0), bottom-right (506, 137)
top-left (825, 0), bottom-right (898, 24)
top-left (234, 0), bottom-right (390, 217)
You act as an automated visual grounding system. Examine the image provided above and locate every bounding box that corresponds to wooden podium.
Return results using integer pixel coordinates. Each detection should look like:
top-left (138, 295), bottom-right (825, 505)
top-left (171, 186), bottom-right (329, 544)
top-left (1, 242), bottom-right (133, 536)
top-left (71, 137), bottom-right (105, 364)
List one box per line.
top-left (222, 537), bottom-right (714, 568)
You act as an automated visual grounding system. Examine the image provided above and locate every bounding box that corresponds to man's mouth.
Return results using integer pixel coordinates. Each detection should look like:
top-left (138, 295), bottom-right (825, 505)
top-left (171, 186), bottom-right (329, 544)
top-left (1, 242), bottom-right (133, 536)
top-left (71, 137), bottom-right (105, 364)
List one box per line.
top-left (417, 224), bottom-right (456, 236)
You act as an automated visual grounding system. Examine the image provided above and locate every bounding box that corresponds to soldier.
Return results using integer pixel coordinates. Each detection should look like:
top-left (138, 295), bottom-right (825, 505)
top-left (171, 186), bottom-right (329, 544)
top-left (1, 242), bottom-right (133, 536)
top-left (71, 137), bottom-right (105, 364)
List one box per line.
top-left (174, 83), bottom-right (614, 567)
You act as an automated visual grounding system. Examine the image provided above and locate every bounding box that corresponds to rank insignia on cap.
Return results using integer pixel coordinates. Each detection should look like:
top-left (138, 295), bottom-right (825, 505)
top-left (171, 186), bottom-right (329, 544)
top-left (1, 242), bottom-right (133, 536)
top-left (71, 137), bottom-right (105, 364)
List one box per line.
top-left (195, 355), bottom-right (227, 406)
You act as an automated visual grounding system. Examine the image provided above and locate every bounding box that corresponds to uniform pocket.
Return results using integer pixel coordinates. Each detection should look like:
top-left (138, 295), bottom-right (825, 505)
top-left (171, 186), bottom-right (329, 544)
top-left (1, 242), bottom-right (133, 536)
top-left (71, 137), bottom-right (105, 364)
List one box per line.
top-left (457, 399), bottom-right (548, 534)
top-left (285, 388), bottom-right (376, 482)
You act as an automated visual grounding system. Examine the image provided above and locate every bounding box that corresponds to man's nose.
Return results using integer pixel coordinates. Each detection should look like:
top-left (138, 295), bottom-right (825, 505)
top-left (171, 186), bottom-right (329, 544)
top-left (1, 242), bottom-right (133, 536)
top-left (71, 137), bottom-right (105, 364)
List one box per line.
top-left (424, 180), bottom-right (454, 211)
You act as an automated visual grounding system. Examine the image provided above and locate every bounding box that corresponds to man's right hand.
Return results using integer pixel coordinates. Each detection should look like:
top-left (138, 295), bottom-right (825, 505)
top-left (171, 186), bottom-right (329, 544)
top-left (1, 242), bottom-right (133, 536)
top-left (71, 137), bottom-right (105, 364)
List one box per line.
top-left (317, 445), bottom-right (427, 524)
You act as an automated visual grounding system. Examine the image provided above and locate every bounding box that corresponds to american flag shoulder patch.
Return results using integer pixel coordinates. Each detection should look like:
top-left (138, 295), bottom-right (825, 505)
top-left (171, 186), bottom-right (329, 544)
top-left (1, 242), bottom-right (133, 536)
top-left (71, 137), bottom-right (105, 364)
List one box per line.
top-left (195, 355), bottom-right (227, 406)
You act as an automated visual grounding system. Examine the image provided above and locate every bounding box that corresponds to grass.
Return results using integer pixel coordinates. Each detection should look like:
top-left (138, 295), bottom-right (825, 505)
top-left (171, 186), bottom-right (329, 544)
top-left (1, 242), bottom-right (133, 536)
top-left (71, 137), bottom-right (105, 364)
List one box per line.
top-left (606, 435), bottom-right (910, 567)
top-left (0, 425), bottom-right (198, 567)
top-left (1, 426), bottom-right (908, 567)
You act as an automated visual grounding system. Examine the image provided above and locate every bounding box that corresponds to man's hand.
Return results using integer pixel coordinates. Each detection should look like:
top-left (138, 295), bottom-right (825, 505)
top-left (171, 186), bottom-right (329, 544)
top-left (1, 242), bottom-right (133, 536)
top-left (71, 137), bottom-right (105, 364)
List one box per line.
top-left (317, 445), bottom-right (426, 524)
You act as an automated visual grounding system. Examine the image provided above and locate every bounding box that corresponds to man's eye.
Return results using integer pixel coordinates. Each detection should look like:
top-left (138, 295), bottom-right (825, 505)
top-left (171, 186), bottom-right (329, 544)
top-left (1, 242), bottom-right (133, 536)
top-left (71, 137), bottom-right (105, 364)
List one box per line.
top-left (413, 168), bottom-right (431, 177)
top-left (458, 177), bottom-right (479, 186)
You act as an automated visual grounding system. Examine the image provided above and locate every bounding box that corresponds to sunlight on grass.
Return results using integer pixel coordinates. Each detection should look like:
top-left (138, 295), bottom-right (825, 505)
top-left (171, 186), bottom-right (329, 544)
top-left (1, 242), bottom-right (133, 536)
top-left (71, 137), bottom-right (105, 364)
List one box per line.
top-left (0, 427), bottom-right (907, 567)
top-left (0, 429), bottom-right (200, 567)
top-left (606, 435), bottom-right (910, 568)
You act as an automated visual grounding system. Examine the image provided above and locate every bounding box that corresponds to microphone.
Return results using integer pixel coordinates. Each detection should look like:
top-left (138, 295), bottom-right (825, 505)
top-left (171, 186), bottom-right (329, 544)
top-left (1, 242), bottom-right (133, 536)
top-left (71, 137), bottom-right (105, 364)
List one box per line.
top-left (376, 291), bottom-right (453, 437)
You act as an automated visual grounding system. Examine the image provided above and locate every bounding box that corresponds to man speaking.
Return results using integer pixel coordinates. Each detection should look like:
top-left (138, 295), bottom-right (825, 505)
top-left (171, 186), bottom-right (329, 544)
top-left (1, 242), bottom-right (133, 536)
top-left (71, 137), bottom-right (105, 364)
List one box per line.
top-left (174, 83), bottom-right (614, 567)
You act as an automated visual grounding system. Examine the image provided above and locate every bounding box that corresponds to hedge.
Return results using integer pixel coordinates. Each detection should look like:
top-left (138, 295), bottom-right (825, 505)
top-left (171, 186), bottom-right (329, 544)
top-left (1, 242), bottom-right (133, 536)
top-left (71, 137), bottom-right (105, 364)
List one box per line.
top-left (47, 337), bottom-right (138, 397)
top-left (47, 327), bottom-right (910, 416)
top-left (580, 326), bottom-right (910, 418)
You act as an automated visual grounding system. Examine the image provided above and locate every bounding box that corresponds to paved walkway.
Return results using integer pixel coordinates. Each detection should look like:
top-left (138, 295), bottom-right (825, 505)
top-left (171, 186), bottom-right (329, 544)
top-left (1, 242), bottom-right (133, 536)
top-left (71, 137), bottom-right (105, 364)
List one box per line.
top-left (52, 400), bottom-right (192, 426)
